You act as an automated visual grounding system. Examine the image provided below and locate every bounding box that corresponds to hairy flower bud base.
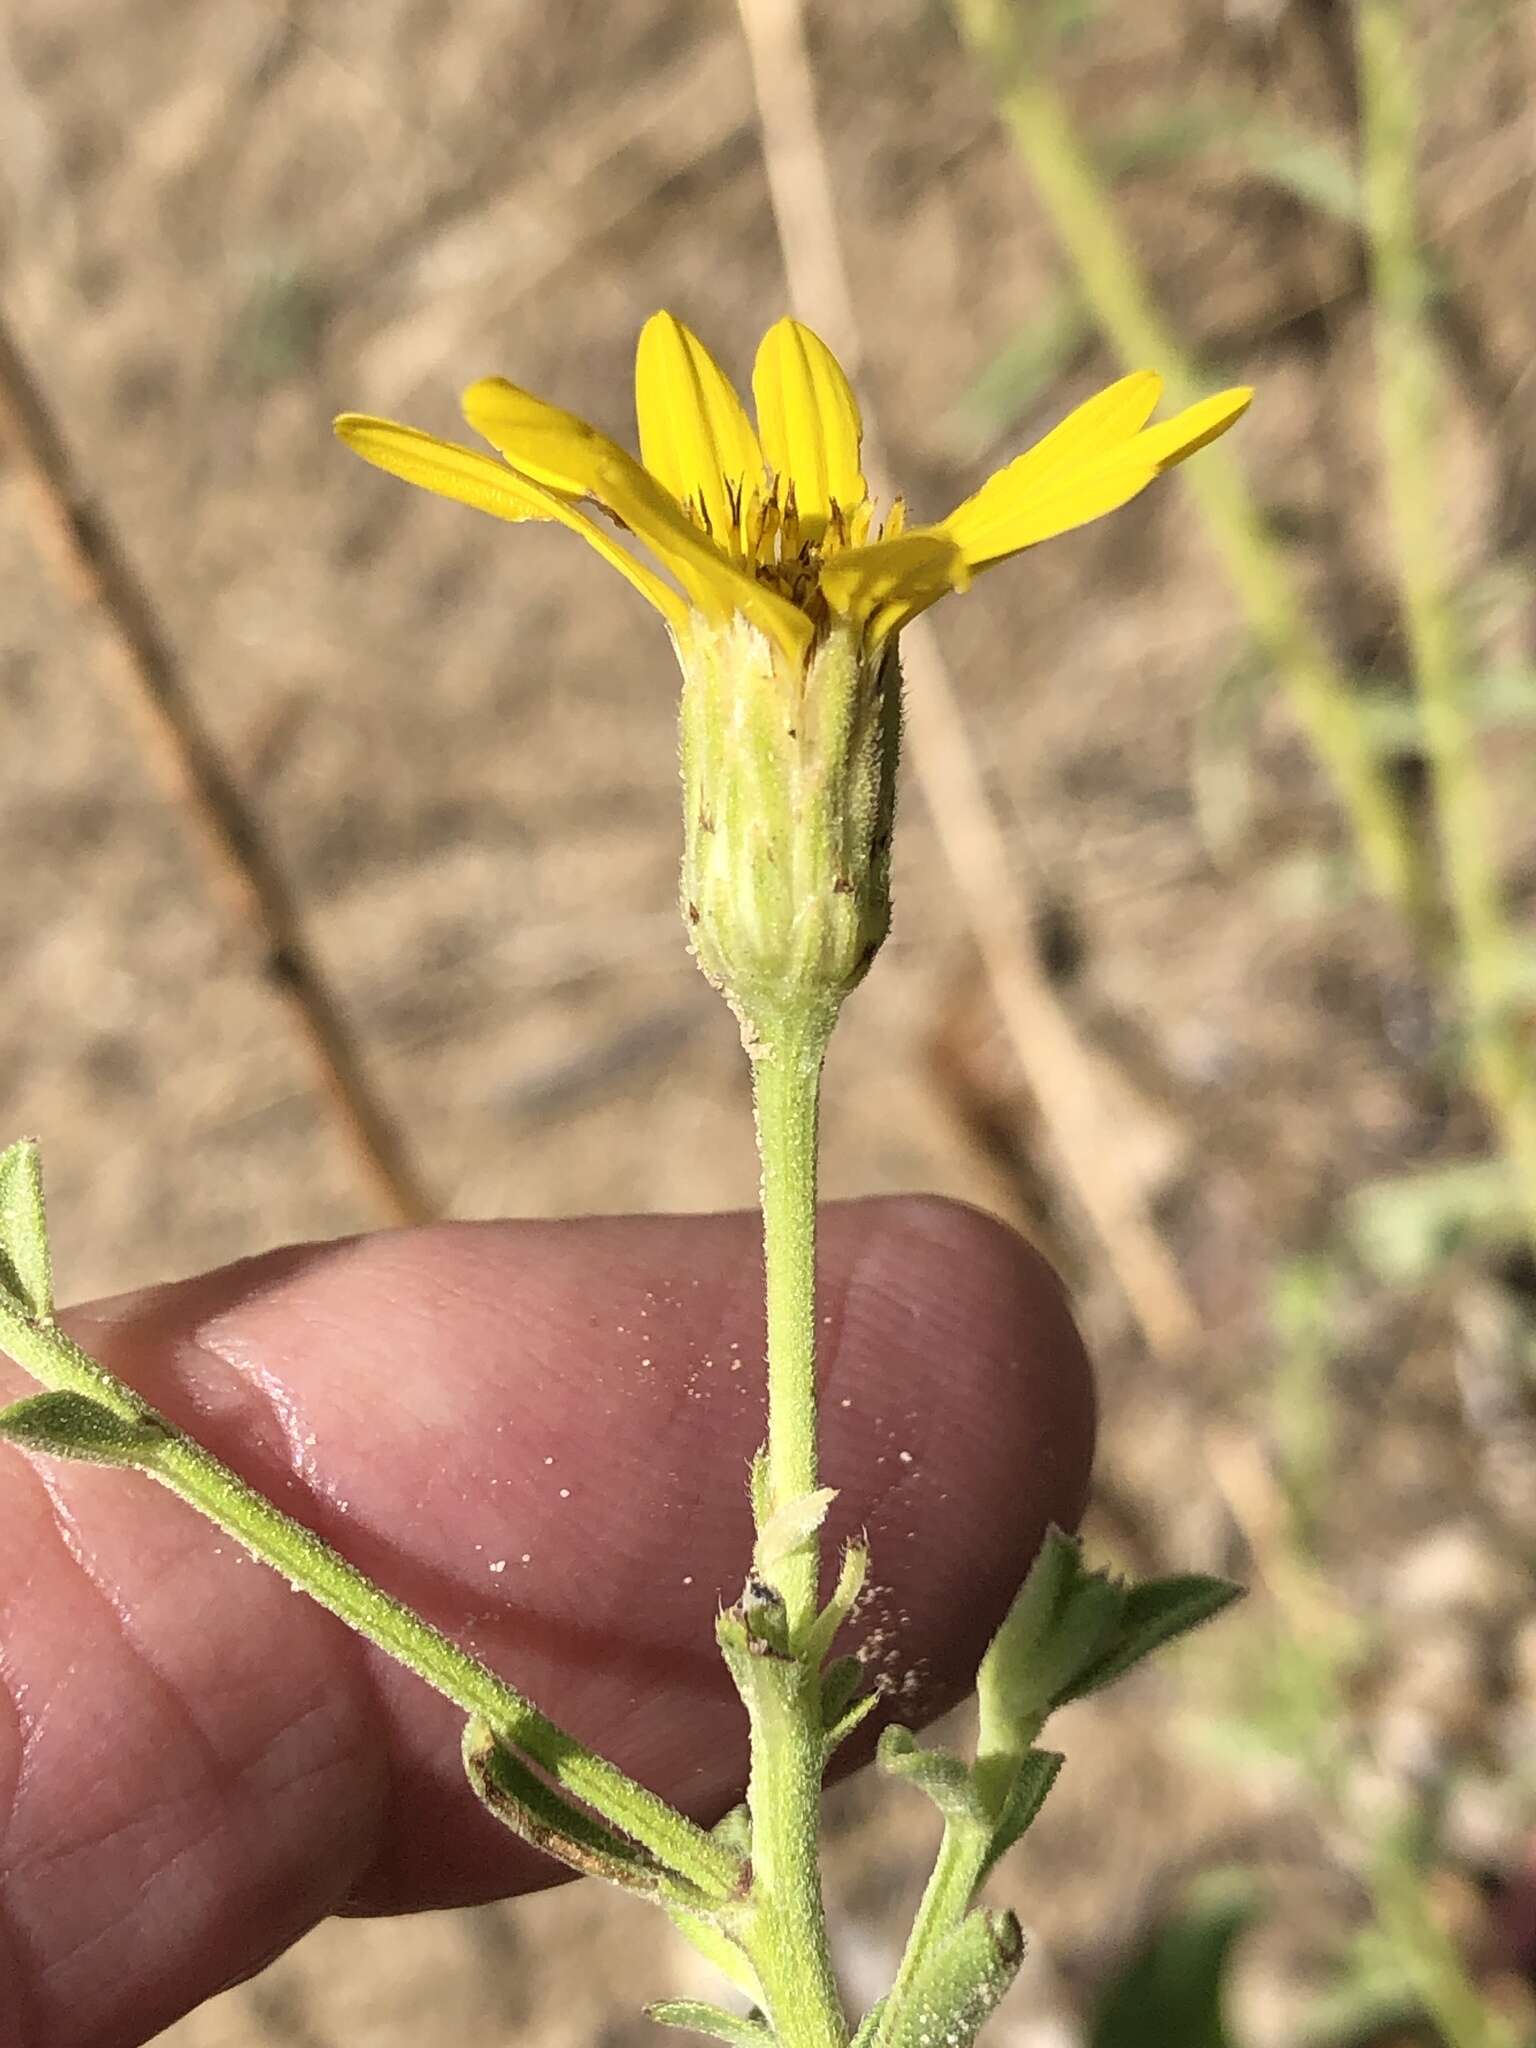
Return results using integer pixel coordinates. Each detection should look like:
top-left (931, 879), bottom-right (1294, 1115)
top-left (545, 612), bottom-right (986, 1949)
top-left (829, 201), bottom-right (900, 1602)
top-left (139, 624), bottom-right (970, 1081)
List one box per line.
top-left (677, 618), bottom-right (899, 1050)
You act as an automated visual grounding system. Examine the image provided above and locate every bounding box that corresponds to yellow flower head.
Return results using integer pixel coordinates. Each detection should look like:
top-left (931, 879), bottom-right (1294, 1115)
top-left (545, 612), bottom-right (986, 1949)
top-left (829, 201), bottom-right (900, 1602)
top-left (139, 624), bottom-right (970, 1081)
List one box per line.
top-left (334, 312), bottom-right (1250, 670)
top-left (337, 316), bottom-right (1250, 1043)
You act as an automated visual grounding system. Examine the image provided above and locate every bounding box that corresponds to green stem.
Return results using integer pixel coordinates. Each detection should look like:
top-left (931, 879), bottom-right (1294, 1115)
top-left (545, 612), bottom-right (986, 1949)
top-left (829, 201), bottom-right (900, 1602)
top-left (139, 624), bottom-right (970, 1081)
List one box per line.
top-left (946, 0), bottom-right (1432, 935)
top-left (1369, 1830), bottom-right (1519, 2048)
top-left (1355, 0), bottom-right (1536, 1257)
top-left (0, 1300), bottom-right (739, 1902)
top-left (868, 1825), bottom-right (986, 2048)
top-left (752, 1020), bottom-right (832, 1641)
top-left (741, 1646), bottom-right (847, 2048)
top-left (742, 1018), bottom-right (847, 2048)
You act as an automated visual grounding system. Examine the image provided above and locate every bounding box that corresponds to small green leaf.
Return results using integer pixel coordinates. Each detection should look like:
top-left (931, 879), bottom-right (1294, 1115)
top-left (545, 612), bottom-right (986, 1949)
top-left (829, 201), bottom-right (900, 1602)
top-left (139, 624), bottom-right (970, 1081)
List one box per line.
top-left (1059, 1574), bottom-right (1243, 1705)
top-left (976, 1527), bottom-right (1126, 1757)
top-left (821, 1650), bottom-right (879, 1760)
top-left (0, 1139), bottom-right (53, 1320)
top-left (804, 1537), bottom-right (869, 1669)
top-left (463, 1718), bottom-right (692, 1901)
top-left (740, 1574), bottom-right (792, 1657)
top-left (824, 1684), bottom-right (880, 1762)
top-left (646, 2000), bottom-right (773, 2047)
top-left (820, 1653), bottom-right (866, 1730)
top-left (709, 1803), bottom-right (752, 1857)
top-left (1088, 1876), bottom-right (1259, 2048)
top-left (849, 1999), bottom-right (886, 2048)
top-left (753, 1485), bottom-right (837, 1576)
top-left (878, 1909), bottom-right (1025, 2048)
top-left (977, 1748), bottom-right (1064, 1885)
top-left (748, 1446), bottom-right (770, 1530)
top-left (0, 1391), bottom-right (170, 1467)
top-left (663, 1903), bottom-right (765, 2006)
top-left (878, 1725), bottom-right (988, 1830)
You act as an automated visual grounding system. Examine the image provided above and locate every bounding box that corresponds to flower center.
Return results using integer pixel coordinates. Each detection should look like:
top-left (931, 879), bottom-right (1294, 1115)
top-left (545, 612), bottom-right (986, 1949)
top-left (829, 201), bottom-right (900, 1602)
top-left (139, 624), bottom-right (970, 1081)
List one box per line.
top-left (682, 474), bottom-right (906, 616)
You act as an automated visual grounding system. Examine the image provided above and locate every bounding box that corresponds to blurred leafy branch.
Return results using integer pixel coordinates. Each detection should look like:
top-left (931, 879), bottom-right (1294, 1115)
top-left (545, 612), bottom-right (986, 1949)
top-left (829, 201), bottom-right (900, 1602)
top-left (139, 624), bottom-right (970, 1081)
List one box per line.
top-left (945, 0), bottom-right (1536, 1260)
top-left (944, 3), bottom-right (1536, 2045)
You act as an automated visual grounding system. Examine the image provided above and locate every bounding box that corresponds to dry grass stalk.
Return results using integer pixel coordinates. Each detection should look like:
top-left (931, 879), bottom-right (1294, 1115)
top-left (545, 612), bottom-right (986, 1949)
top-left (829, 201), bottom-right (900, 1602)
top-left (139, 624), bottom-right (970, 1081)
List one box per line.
top-left (0, 310), bottom-right (433, 1226)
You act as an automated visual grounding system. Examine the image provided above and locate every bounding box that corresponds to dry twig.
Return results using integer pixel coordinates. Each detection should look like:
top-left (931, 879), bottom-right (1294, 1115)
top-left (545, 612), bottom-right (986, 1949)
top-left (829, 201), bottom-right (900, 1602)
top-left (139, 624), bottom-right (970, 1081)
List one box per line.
top-left (0, 309), bottom-right (433, 1225)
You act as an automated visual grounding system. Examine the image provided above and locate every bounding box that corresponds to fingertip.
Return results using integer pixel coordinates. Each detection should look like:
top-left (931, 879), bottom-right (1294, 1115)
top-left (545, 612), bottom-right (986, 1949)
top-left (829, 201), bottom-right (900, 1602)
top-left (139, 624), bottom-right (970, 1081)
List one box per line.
top-left (818, 1194), bottom-right (1096, 1724)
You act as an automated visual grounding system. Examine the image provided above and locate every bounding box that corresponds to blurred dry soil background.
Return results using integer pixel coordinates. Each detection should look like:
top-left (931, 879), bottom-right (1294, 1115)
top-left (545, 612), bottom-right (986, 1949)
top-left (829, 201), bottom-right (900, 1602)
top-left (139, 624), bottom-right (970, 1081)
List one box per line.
top-left (1, 0), bottom-right (1534, 2043)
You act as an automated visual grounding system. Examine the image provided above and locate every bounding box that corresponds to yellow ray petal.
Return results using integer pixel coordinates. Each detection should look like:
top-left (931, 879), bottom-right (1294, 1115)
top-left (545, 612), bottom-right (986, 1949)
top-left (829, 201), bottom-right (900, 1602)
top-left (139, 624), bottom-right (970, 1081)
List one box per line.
top-left (752, 318), bottom-right (867, 538)
top-left (818, 532), bottom-right (968, 638)
top-left (1127, 386), bottom-right (1253, 468)
top-left (634, 312), bottom-right (763, 546)
top-left (333, 414), bottom-right (687, 628)
top-left (462, 378), bottom-right (812, 663)
top-left (942, 384), bottom-right (1252, 569)
top-left (939, 371), bottom-right (1162, 559)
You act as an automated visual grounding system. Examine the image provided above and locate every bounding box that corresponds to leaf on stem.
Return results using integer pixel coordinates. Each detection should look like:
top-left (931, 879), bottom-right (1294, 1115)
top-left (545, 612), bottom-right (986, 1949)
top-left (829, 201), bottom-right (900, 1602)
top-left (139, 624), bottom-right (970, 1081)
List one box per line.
top-left (646, 2000), bottom-right (774, 2047)
top-left (976, 1748), bottom-right (1064, 1885)
top-left (803, 1536), bottom-right (869, 1671)
top-left (0, 1138), bottom-right (53, 1321)
top-left (821, 1654), bottom-right (879, 1762)
top-left (820, 1653), bottom-right (866, 1729)
top-left (876, 1908), bottom-right (1025, 2048)
top-left (877, 1725), bottom-right (988, 1830)
top-left (664, 1903), bottom-right (767, 2008)
top-left (824, 1686), bottom-right (880, 1764)
top-left (849, 1998), bottom-right (887, 2048)
top-left (710, 1804), bottom-right (752, 1858)
top-left (463, 1718), bottom-right (705, 1903)
top-left (752, 1485), bottom-right (837, 1577)
top-left (0, 1390), bottom-right (171, 1467)
top-left (977, 1529), bottom-right (1241, 1762)
top-left (1058, 1574), bottom-right (1243, 1706)
top-left (976, 1527), bottom-right (1126, 1755)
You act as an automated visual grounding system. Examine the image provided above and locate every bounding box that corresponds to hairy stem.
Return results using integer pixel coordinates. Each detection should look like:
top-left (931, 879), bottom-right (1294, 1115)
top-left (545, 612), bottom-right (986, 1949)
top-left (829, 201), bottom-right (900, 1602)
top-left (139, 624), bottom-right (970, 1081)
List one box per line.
top-left (744, 1018), bottom-right (847, 2048)
top-left (752, 1022), bottom-right (832, 1640)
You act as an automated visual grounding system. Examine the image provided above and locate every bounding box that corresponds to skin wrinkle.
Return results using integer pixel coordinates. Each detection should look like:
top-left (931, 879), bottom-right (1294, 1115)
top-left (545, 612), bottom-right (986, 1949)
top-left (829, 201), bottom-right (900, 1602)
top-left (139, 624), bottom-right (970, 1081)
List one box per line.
top-left (104, 1316), bottom-right (396, 1917)
top-left (22, 1480), bottom-right (261, 2001)
top-left (819, 1214), bottom-right (915, 1630)
top-left (148, 1245), bottom-right (745, 1835)
top-left (0, 1459), bottom-right (52, 2048)
top-left (1, 1391), bottom-right (388, 2048)
top-left (9, 1561), bottom-right (382, 2048)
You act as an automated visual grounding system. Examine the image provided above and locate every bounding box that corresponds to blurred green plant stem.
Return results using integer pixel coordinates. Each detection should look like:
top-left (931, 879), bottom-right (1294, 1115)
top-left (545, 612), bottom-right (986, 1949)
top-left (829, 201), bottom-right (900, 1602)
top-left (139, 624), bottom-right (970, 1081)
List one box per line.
top-left (949, 0), bottom-right (1536, 1263)
top-left (1355, 0), bottom-right (1536, 1256)
top-left (947, 0), bottom-right (1432, 936)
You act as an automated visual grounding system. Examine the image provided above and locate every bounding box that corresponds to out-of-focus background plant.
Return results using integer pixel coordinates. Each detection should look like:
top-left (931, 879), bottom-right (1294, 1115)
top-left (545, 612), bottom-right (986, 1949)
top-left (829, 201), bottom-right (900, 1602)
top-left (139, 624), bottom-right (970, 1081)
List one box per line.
top-left (1, 0), bottom-right (1532, 2042)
